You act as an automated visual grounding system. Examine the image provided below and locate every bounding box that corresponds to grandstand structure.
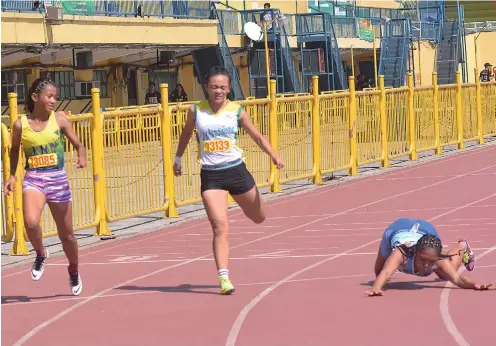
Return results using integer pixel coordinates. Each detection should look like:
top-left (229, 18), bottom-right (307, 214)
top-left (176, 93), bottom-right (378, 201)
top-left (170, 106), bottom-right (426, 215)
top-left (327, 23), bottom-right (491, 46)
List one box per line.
top-left (1, 0), bottom-right (493, 115)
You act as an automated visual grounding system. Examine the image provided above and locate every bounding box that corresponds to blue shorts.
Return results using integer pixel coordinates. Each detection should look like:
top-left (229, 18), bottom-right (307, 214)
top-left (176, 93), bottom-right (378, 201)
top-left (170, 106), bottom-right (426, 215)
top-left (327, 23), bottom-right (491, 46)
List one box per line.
top-left (379, 218), bottom-right (440, 258)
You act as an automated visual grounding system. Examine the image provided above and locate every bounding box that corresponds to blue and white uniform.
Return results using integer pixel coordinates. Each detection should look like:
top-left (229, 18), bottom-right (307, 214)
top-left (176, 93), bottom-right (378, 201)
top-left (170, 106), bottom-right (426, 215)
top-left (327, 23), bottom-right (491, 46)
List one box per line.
top-left (194, 100), bottom-right (255, 195)
top-left (379, 218), bottom-right (440, 276)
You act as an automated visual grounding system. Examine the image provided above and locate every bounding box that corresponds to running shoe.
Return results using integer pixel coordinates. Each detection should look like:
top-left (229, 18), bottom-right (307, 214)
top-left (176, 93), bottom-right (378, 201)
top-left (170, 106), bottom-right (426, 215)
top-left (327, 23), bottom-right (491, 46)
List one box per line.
top-left (459, 238), bottom-right (475, 271)
top-left (31, 248), bottom-right (50, 281)
top-left (69, 270), bottom-right (83, 296)
top-left (219, 276), bottom-right (235, 295)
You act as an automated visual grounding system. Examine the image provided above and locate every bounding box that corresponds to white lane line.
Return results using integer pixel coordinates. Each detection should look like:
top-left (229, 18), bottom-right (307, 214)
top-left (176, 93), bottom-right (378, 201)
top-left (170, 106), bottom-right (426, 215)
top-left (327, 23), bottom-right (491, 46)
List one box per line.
top-left (225, 191), bottom-right (496, 346)
top-left (440, 246), bottom-right (496, 346)
top-left (13, 161), bottom-right (496, 345)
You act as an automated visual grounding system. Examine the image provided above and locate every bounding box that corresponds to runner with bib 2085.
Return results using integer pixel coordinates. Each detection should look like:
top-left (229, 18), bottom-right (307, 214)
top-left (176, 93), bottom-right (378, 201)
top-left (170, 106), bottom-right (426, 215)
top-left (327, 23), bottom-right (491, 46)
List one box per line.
top-left (173, 66), bottom-right (284, 295)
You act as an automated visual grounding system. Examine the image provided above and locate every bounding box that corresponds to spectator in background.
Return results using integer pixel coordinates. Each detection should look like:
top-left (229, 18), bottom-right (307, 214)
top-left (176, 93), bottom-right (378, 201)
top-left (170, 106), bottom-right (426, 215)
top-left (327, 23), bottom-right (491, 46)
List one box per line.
top-left (479, 63), bottom-right (493, 82)
top-left (145, 82), bottom-right (161, 104)
top-left (260, 3), bottom-right (273, 30)
top-left (169, 84), bottom-right (188, 103)
top-left (356, 74), bottom-right (370, 91)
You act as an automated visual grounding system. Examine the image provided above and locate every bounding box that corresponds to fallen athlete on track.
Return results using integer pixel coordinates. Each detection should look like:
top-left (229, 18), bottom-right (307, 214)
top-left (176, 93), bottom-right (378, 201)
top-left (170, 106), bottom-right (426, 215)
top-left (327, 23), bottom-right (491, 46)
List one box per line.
top-left (366, 218), bottom-right (495, 296)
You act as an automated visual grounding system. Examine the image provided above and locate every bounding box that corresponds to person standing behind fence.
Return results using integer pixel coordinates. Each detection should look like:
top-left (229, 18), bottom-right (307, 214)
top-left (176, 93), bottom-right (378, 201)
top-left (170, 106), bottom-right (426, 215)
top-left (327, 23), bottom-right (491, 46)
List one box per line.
top-left (4, 78), bottom-right (86, 296)
top-left (169, 84), bottom-right (188, 103)
top-left (479, 63), bottom-right (493, 82)
top-left (173, 66), bottom-right (284, 295)
top-left (145, 82), bottom-right (161, 104)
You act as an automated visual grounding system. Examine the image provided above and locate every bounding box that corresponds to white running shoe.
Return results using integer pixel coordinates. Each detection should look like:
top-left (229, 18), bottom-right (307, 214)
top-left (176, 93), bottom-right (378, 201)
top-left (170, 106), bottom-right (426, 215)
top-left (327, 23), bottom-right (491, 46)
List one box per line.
top-left (69, 271), bottom-right (83, 296)
top-left (31, 248), bottom-right (50, 281)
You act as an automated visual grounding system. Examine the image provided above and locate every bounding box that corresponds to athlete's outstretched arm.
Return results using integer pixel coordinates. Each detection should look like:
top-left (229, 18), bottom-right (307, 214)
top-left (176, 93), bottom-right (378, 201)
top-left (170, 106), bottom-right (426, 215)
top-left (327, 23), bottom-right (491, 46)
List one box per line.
top-left (173, 106), bottom-right (195, 176)
top-left (56, 112), bottom-right (86, 168)
top-left (4, 119), bottom-right (22, 195)
top-left (239, 109), bottom-right (284, 169)
top-left (366, 248), bottom-right (403, 296)
top-left (435, 259), bottom-right (495, 290)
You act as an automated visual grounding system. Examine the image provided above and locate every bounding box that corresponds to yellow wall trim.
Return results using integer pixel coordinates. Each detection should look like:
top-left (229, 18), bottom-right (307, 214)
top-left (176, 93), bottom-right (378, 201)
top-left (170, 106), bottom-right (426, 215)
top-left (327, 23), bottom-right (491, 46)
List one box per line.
top-left (2, 12), bottom-right (218, 46)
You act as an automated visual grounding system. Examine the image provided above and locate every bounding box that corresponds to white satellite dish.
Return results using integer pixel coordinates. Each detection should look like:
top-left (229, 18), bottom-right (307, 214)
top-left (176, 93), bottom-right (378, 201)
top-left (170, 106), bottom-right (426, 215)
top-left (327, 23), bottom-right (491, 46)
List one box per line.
top-left (244, 21), bottom-right (264, 42)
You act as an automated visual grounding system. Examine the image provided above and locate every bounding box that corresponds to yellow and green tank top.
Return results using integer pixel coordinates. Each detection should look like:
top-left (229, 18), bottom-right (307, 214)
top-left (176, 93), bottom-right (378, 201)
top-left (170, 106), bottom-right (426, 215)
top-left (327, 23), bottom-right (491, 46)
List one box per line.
top-left (21, 112), bottom-right (65, 172)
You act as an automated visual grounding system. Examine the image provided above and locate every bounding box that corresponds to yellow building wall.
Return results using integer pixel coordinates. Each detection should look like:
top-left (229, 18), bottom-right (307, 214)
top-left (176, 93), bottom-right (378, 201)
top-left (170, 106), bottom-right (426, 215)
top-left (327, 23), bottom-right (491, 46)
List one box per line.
top-left (1, 13), bottom-right (218, 46)
top-left (465, 31), bottom-right (496, 83)
top-left (411, 41), bottom-right (437, 86)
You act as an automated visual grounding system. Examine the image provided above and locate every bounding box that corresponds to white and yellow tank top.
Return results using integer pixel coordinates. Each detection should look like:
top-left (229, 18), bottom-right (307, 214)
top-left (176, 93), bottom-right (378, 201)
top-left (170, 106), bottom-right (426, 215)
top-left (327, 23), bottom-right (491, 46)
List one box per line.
top-left (195, 100), bottom-right (243, 170)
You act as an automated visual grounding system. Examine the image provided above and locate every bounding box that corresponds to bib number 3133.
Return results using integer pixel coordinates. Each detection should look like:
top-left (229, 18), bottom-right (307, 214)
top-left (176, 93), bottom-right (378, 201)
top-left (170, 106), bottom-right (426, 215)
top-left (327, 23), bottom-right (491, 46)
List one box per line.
top-left (29, 153), bottom-right (57, 169)
top-left (203, 139), bottom-right (232, 153)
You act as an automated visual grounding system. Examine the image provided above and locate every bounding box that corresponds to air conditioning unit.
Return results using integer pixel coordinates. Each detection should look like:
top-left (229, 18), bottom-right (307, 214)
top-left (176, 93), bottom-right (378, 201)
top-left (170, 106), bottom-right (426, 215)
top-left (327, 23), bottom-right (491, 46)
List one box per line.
top-left (45, 6), bottom-right (63, 24)
top-left (75, 81), bottom-right (101, 98)
top-left (75, 51), bottom-right (93, 69)
top-left (159, 51), bottom-right (176, 66)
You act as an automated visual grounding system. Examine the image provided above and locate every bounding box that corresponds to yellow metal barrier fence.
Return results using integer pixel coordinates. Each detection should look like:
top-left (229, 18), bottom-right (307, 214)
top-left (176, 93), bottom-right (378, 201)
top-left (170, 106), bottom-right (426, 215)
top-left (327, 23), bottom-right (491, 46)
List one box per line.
top-left (2, 71), bottom-right (495, 255)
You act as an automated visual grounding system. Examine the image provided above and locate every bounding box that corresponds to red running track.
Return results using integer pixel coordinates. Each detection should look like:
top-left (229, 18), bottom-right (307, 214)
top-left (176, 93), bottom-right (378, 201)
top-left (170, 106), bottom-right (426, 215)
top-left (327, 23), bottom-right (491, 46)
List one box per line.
top-left (2, 145), bottom-right (496, 346)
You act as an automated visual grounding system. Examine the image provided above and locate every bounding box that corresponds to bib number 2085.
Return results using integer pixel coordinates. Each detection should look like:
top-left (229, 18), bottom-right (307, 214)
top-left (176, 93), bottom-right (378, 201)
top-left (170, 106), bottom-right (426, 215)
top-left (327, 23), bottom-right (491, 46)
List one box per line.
top-left (30, 153), bottom-right (57, 169)
top-left (204, 140), bottom-right (232, 153)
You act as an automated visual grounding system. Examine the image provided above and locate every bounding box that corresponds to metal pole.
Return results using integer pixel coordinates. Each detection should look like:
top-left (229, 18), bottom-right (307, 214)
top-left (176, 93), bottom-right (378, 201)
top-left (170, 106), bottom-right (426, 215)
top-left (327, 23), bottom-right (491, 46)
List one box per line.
top-left (263, 21), bottom-right (271, 97)
top-left (351, 46), bottom-right (355, 80)
top-left (373, 26), bottom-right (378, 88)
top-left (417, 2), bottom-right (422, 86)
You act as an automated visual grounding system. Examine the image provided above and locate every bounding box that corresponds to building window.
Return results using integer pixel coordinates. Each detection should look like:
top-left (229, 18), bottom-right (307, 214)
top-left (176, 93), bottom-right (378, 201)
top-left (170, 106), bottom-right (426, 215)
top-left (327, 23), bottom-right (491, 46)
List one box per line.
top-left (148, 71), bottom-right (178, 93)
top-left (40, 70), bottom-right (75, 100)
top-left (1, 71), bottom-right (25, 104)
top-left (93, 70), bottom-right (108, 97)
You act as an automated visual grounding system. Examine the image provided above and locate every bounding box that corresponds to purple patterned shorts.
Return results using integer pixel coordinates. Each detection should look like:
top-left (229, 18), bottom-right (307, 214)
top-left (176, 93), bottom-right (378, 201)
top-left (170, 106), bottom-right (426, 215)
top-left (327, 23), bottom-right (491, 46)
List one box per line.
top-left (22, 169), bottom-right (72, 203)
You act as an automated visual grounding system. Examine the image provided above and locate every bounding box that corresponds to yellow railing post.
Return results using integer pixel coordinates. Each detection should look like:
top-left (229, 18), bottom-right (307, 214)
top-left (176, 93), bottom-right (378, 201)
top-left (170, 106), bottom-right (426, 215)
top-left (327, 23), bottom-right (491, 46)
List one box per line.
top-left (1, 124), bottom-right (14, 242)
top-left (432, 73), bottom-right (442, 155)
top-left (160, 84), bottom-right (179, 217)
top-left (456, 71), bottom-right (465, 149)
top-left (407, 73), bottom-right (418, 160)
top-left (348, 76), bottom-right (358, 175)
top-left (475, 68), bottom-right (484, 145)
top-left (8, 93), bottom-right (29, 255)
top-left (311, 75), bottom-right (323, 184)
top-left (269, 80), bottom-right (281, 192)
top-left (379, 75), bottom-right (390, 168)
top-left (91, 88), bottom-right (112, 237)
top-left (115, 116), bottom-right (121, 152)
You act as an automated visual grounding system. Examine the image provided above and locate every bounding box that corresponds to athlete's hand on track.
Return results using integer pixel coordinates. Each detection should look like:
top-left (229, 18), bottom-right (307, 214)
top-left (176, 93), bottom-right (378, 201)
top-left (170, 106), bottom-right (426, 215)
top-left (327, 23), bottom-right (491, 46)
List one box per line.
top-left (365, 289), bottom-right (384, 297)
top-left (76, 156), bottom-right (87, 168)
top-left (4, 176), bottom-right (17, 195)
top-left (173, 162), bottom-right (182, 176)
top-left (475, 283), bottom-right (495, 291)
top-left (272, 156), bottom-right (284, 169)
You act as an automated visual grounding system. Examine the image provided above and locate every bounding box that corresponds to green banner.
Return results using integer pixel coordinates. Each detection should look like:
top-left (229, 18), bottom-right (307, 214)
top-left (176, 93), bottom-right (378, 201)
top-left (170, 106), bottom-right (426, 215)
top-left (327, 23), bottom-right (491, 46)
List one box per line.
top-left (357, 18), bottom-right (374, 42)
top-left (54, 0), bottom-right (95, 16)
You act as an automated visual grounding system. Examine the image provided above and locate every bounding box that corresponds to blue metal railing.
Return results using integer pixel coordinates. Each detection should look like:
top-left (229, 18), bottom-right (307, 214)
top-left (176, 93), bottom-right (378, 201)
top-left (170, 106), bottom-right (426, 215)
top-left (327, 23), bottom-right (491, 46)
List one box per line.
top-left (326, 15), bottom-right (347, 90)
top-left (212, 6), bottom-right (244, 100)
top-left (1, 0), bottom-right (211, 19)
top-left (280, 22), bottom-right (301, 93)
top-left (457, 3), bottom-right (468, 83)
top-left (378, 19), bottom-right (410, 88)
top-left (1, 0), bottom-right (41, 12)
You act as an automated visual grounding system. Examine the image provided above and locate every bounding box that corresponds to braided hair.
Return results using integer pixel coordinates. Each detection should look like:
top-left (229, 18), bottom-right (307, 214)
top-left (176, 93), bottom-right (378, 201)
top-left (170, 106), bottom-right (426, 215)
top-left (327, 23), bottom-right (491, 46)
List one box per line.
top-left (416, 234), bottom-right (451, 260)
top-left (25, 78), bottom-right (56, 113)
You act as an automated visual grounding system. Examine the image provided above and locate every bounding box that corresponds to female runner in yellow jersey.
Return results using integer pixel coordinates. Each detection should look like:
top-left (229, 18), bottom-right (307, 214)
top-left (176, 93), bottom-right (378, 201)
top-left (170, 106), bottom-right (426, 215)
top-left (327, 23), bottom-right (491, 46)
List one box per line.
top-left (174, 66), bottom-right (284, 295)
top-left (4, 78), bottom-right (86, 296)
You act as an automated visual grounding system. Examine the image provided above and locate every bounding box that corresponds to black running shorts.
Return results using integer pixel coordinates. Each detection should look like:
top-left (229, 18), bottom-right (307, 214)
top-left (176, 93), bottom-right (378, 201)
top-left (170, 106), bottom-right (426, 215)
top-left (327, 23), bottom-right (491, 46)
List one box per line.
top-left (200, 161), bottom-right (256, 195)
